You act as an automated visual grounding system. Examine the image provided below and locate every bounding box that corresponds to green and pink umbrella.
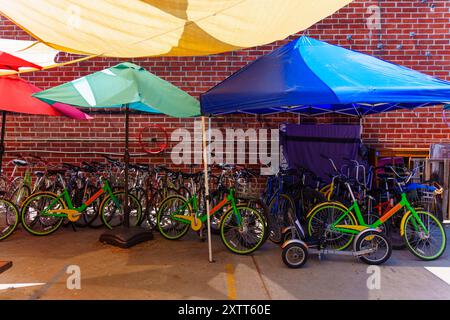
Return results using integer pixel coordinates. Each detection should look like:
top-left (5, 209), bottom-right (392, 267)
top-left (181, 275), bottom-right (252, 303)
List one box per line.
top-left (33, 62), bottom-right (200, 241)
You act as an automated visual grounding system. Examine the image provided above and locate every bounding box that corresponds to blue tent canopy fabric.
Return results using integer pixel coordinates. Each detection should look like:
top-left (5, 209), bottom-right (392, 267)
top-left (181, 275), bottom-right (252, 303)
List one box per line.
top-left (201, 37), bottom-right (450, 116)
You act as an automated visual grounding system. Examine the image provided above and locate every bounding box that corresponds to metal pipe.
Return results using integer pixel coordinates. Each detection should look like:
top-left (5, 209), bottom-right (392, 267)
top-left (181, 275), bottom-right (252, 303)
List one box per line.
top-left (202, 116), bottom-right (213, 263)
top-left (124, 104), bottom-right (130, 228)
top-left (0, 111), bottom-right (6, 174)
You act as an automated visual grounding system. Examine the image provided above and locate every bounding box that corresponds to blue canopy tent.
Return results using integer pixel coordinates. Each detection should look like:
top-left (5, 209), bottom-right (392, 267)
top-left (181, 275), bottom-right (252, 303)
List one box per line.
top-left (199, 36), bottom-right (450, 260)
top-left (201, 36), bottom-right (450, 116)
top-left (199, 38), bottom-right (450, 251)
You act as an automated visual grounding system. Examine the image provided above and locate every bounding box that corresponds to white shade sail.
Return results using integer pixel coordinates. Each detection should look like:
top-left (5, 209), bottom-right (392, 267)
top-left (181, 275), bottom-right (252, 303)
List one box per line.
top-left (0, 39), bottom-right (58, 70)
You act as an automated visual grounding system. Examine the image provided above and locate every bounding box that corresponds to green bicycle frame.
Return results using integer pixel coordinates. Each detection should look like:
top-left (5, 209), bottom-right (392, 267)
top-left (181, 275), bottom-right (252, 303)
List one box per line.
top-left (171, 189), bottom-right (242, 225)
top-left (41, 179), bottom-right (119, 217)
top-left (331, 193), bottom-right (428, 235)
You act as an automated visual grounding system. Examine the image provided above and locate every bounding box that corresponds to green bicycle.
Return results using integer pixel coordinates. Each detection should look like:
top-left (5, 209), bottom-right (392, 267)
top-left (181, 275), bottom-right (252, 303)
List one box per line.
top-left (20, 179), bottom-right (142, 236)
top-left (307, 180), bottom-right (446, 261)
top-left (157, 188), bottom-right (267, 255)
top-left (0, 198), bottom-right (19, 240)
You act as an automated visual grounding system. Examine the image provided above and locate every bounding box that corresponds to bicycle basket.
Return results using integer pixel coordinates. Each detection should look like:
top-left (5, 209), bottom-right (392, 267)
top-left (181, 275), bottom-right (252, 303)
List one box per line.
top-left (413, 189), bottom-right (441, 215)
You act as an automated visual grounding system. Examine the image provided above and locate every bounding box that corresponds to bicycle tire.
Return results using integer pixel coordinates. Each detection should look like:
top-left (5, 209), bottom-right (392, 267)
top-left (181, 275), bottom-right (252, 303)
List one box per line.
top-left (403, 210), bottom-right (447, 260)
top-left (307, 203), bottom-right (357, 251)
top-left (220, 205), bottom-right (267, 255)
top-left (281, 242), bottom-right (308, 268)
top-left (10, 184), bottom-right (31, 207)
top-left (355, 230), bottom-right (392, 265)
top-left (76, 185), bottom-right (101, 228)
top-left (0, 198), bottom-right (19, 240)
top-left (267, 193), bottom-right (295, 244)
top-left (99, 191), bottom-right (142, 229)
top-left (20, 192), bottom-right (66, 236)
top-left (156, 194), bottom-right (191, 240)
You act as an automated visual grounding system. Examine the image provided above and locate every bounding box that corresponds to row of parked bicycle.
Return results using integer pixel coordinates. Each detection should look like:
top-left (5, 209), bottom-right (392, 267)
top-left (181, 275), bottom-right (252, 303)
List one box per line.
top-left (0, 153), bottom-right (446, 268)
top-left (0, 154), bottom-right (266, 255)
top-left (265, 155), bottom-right (446, 268)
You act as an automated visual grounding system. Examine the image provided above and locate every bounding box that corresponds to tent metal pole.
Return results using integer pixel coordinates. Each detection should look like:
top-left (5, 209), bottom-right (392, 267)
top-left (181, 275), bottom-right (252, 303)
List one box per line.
top-left (124, 104), bottom-right (130, 228)
top-left (0, 111), bottom-right (6, 174)
top-left (201, 116), bottom-right (213, 263)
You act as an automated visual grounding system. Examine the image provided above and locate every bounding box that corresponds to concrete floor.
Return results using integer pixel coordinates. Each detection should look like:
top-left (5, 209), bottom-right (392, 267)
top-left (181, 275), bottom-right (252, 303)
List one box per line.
top-left (0, 225), bottom-right (450, 300)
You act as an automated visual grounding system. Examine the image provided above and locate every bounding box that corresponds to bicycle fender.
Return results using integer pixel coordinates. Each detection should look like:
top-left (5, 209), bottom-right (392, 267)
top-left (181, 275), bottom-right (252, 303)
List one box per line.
top-left (281, 239), bottom-right (308, 249)
top-left (281, 226), bottom-right (295, 235)
top-left (352, 228), bottom-right (380, 252)
top-left (399, 210), bottom-right (412, 236)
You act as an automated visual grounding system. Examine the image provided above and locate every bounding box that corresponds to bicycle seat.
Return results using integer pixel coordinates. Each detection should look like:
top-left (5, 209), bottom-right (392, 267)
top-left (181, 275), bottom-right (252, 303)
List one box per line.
top-left (47, 169), bottom-right (67, 176)
top-left (155, 165), bottom-right (168, 172)
top-left (103, 155), bottom-right (122, 166)
top-left (182, 172), bottom-right (202, 179)
top-left (136, 163), bottom-right (150, 171)
top-left (62, 163), bottom-right (80, 171)
top-left (12, 159), bottom-right (28, 167)
top-left (34, 171), bottom-right (45, 177)
top-left (81, 161), bottom-right (97, 172)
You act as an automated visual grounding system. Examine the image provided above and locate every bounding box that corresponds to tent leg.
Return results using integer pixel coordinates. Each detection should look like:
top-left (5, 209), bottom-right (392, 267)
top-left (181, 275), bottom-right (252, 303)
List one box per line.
top-left (124, 104), bottom-right (130, 228)
top-left (202, 116), bottom-right (213, 263)
top-left (0, 111), bottom-right (6, 174)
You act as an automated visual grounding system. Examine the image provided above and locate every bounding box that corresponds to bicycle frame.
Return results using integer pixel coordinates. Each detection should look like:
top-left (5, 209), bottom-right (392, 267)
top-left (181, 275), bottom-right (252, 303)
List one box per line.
top-left (172, 189), bottom-right (241, 226)
top-left (42, 179), bottom-right (118, 220)
top-left (332, 193), bottom-right (428, 236)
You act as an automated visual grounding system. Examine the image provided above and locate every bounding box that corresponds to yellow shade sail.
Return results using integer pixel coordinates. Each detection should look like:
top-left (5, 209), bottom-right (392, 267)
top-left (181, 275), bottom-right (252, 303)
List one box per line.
top-left (0, 0), bottom-right (352, 58)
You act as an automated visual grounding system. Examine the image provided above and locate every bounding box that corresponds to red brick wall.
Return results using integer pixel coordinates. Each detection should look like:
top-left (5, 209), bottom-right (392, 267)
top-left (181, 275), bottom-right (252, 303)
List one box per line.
top-left (0, 0), bottom-right (449, 169)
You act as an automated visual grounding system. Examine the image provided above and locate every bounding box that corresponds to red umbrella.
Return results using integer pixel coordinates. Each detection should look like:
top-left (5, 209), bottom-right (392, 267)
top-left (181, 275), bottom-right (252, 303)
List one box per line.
top-left (0, 75), bottom-right (92, 171)
top-left (0, 75), bottom-right (92, 118)
top-left (0, 51), bottom-right (42, 71)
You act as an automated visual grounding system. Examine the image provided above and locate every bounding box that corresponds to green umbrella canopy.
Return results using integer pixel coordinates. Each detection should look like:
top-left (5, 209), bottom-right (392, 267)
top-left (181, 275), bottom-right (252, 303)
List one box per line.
top-left (33, 62), bottom-right (200, 118)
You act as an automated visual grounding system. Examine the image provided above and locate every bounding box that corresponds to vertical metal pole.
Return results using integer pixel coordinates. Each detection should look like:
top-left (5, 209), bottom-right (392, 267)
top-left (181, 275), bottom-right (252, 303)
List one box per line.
top-left (124, 105), bottom-right (130, 228)
top-left (0, 111), bottom-right (6, 175)
top-left (202, 116), bottom-right (213, 262)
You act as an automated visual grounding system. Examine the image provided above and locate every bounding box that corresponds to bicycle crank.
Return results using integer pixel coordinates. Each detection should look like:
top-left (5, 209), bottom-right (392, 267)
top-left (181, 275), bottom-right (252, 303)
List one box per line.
top-left (173, 214), bottom-right (202, 231)
top-left (48, 209), bottom-right (81, 222)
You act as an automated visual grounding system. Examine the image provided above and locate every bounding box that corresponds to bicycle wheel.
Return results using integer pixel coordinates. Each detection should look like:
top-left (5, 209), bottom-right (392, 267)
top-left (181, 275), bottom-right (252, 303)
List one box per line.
top-left (220, 205), bottom-right (266, 255)
top-left (297, 188), bottom-right (326, 219)
top-left (403, 210), bottom-right (446, 260)
top-left (307, 203), bottom-right (356, 251)
top-left (10, 185), bottom-right (31, 207)
top-left (355, 230), bottom-right (392, 265)
top-left (157, 195), bottom-right (191, 240)
top-left (246, 197), bottom-right (270, 242)
top-left (383, 213), bottom-right (407, 250)
top-left (208, 190), bottom-right (227, 235)
top-left (100, 191), bottom-right (142, 229)
top-left (139, 188), bottom-right (163, 230)
top-left (20, 192), bottom-right (66, 236)
top-left (267, 193), bottom-right (295, 244)
top-left (0, 199), bottom-right (19, 240)
top-left (281, 242), bottom-right (308, 268)
top-left (76, 185), bottom-right (101, 228)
